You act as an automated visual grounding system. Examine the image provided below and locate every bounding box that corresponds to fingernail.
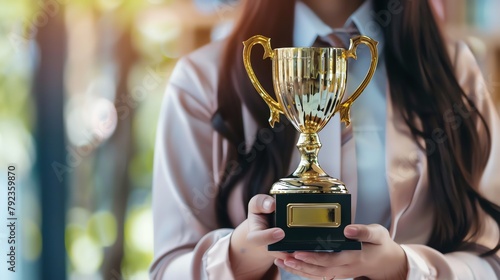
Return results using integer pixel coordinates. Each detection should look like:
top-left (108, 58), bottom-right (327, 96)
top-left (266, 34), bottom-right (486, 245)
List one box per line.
top-left (272, 230), bottom-right (285, 239)
top-left (274, 259), bottom-right (285, 268)
top-left (294, 253), bottom-right (307, 261)
top-left (345, 226), bottom-right (358, 237)
top-left (263, 198), bottom-right (272, 210)
top-left (284, 259), bottom-right (297, 268)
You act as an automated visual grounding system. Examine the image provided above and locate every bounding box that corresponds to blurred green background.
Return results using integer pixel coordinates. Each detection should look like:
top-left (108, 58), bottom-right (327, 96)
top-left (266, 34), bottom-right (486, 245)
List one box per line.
top-left (0, 0), bottom-right (237, 279)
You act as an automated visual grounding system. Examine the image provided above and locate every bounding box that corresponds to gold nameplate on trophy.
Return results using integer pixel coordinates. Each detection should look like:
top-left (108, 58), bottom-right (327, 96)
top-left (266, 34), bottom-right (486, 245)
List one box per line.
top-left (287, 203), bottom-right (341, 228)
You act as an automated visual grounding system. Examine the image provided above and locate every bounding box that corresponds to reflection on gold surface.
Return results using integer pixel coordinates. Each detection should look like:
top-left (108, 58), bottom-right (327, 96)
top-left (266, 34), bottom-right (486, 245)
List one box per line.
top-left (242, 35), bottom-right (378, 194)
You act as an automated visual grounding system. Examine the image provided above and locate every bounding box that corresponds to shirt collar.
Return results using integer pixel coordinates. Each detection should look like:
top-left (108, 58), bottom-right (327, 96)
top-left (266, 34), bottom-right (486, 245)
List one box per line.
top-left (294, 0), bottom-right (385, 51)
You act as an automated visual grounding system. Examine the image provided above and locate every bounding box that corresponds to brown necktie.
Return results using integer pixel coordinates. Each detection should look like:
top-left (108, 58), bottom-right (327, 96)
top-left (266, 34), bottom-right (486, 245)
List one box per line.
top-left (313, 26), bottom-right (359, 166)
top-left (314, 27), bottom-right (360, 48)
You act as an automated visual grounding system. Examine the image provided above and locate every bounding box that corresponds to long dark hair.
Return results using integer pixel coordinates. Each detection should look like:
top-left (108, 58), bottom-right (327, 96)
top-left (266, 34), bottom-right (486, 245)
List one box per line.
top-left (212, 0), bottom-right (297, 228)
top-left (212, 0), bottom-right (500, 255)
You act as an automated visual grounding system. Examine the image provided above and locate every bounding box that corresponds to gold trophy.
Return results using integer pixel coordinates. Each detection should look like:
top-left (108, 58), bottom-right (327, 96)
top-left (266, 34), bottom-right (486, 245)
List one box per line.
top-left (243, 35), bottom-right (378, 251)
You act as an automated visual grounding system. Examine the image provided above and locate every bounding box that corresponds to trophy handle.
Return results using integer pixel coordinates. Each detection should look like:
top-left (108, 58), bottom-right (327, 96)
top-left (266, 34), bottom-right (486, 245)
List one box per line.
top-left (243, 35), bottom-right (284, 127)
top-left (337, 35), bottom-right (379, 126)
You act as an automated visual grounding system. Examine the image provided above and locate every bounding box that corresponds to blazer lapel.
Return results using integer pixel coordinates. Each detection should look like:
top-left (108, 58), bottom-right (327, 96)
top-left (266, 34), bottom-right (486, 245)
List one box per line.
top-left (385, 85), bottom-right (433, 244)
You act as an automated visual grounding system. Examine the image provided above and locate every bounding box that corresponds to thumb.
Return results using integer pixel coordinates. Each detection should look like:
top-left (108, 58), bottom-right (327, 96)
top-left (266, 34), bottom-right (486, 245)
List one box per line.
top-left (248, 194), bottom-right (275, 216)
top-left (246, 194), bottom-right (285, 246)
top-left (247, 194), bottom-right (275, 232)
top-left (344, 224), bottom-right (389, 245)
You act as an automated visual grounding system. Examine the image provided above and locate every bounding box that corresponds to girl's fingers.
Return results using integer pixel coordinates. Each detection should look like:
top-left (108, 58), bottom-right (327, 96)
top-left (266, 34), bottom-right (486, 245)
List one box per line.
top-left (247, 194), bottom-right (285, 246)
top-left (247, 227), bottom-right (285, 246)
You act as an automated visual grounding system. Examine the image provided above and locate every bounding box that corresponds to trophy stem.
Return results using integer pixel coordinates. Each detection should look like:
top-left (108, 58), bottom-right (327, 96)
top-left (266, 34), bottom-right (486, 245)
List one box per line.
top-left (292, 133), bottom-right (327, 179)
top-left (269, 132), bottom-right (348, 194)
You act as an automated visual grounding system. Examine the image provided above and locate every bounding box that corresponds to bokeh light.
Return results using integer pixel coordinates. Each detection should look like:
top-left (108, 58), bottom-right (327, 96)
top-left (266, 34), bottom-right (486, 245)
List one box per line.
top-left (126, 207), bottom-right (153, 254)
top-left (22, 219), bottom-right (42, 261)
top-left (69, 234), bottom-right (103, 274)
top-left (87, 211), bottom-right (117, 247)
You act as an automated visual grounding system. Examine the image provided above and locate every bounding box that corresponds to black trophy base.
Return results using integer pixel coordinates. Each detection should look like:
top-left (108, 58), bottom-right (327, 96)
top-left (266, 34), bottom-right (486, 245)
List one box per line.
top-left (268, 193), bottom-right (361, 252)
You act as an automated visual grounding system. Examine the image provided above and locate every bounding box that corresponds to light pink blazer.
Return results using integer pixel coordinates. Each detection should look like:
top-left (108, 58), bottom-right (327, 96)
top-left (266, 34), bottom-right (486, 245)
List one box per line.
top-left (150, 38), bottom-right (500, 279)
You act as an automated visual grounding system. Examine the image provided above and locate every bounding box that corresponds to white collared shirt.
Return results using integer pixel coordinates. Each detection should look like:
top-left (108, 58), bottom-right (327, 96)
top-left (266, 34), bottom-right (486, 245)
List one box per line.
top-left (293, 0), bottom-right (391, 228)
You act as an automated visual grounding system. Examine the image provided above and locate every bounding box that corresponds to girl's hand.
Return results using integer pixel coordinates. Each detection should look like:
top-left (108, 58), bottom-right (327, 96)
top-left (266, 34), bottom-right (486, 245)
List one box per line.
top-left (274, 224), bottom-right (408, 280)
top-left (246, 194), bottom-right (286, 248)
top-left (229, 194), bottom-right (289, 279)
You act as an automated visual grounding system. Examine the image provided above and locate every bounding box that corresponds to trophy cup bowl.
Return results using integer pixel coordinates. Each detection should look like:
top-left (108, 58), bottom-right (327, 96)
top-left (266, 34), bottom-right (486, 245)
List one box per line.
top-left (243, 35), bottom-right (378, 251)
